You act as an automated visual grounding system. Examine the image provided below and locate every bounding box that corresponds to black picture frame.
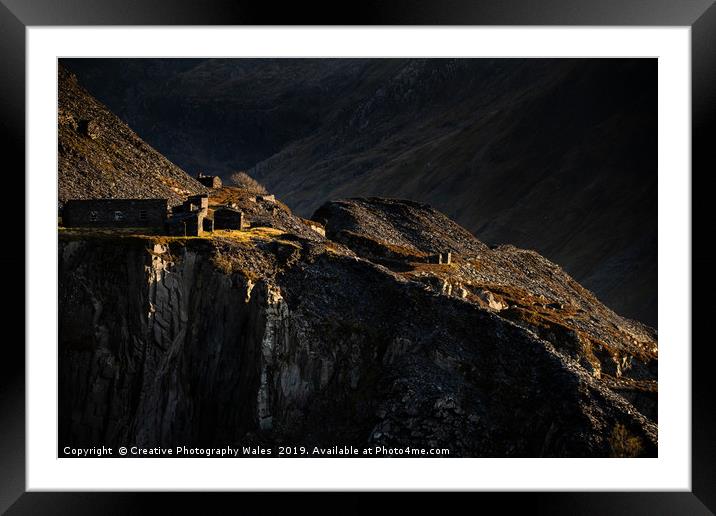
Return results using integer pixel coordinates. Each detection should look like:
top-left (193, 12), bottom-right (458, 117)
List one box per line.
top-left (1, 1), bottom-right (714, 513)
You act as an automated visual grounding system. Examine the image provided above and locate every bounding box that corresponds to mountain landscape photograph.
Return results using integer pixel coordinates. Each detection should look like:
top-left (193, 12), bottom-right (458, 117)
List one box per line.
top-left (57, 58), bottom-right (657, 458)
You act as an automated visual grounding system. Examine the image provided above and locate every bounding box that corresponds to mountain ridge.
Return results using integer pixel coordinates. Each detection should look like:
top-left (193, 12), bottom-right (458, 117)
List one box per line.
top-left (60, 58), bottom-right (657, 326)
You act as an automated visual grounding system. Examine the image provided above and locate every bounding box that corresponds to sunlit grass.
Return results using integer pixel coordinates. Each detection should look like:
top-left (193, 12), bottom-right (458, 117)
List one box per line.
top-left (58, 225), bottom-right (287, 244)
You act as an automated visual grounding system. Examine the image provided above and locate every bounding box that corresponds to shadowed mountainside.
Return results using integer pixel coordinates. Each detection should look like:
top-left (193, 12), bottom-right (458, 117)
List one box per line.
top-left (60, 58), bottom-right (657, 326)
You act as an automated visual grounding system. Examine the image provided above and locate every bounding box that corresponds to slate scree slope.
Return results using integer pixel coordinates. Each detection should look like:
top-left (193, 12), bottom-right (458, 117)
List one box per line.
top-left (58, 64), bottom-right (658, 457)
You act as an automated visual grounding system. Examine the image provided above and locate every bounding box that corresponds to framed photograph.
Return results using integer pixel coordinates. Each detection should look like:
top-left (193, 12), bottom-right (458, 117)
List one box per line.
top-left (2, 0), bottom-right (714, 512)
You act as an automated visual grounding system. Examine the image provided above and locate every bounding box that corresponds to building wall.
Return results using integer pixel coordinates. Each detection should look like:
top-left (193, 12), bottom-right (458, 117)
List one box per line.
top-left (214, 209), bottom-right (244, 230)
top-left (166, 212), bottom-right (204, 236)
top-left (63, 199), bottom-right (167, 228)
top-left (197, 176), bottom-right (222, 188)
top-left (186, 194), bottom-right (209, 213)
top-left (426, 252), bottom-right (452, 265)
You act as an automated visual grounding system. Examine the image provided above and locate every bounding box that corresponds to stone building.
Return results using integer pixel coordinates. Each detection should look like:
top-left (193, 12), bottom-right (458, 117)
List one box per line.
top-left (166, 194), bottom-right (211, 237)
top-left (63, 199), bottom-right (168, 228)
top-left (175, 194), bottom-right (209, 214)
top-left (427, 252), bottom-right (452, 265)
top-left (196, 172), bottom-right (222, 189)
top-left (166, 211), bottom-right (205, 237)
top-left (214, 208), bottom-right (244, 230)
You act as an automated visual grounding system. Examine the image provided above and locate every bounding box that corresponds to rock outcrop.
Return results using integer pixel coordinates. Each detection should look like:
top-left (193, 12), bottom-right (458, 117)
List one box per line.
top-left (59, 196), bottom-right (657, 457)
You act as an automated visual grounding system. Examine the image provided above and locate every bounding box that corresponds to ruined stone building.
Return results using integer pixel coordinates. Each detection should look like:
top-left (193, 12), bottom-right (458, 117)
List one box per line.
top-left (214, 207), bottom-right (244, 230)
top-left (427, 252), bottom-right (452, 265)
top-left (166, 211), bottom-right (211, 237)
top-left (166, 194), bottom-right (211, 237)
top-left (62, 192), bottom-right (239, 238)
top-left (63, 199), bottom-right (168, 228)
top-left (174, 194), bottom-right (209, 214)
top-left (196, 172), bottom-right (222, 189)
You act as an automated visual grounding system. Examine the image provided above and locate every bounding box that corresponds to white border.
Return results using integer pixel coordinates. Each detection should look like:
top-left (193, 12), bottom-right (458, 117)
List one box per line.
top-left (27, 27), bottom-right (691, 491)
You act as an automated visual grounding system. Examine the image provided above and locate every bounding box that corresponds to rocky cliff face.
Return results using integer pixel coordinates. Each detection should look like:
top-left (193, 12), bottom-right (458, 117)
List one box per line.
top-left (59, 194), bottom-right (657, 457)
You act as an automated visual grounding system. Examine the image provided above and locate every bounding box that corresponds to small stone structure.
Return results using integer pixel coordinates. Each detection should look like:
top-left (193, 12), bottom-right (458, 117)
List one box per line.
top-left (166, 211), bottom-right (206, 237)
top-left (181, 194), bottom-right (209, 214)
top-left (166, 194), bottom-right (211, 236)
top-left (214, 207), bottom-right (245, 230)
top-left (427, 252), bottom-right (452, 265)
top-left (196, 172), bottom-right (222, 189)
top-left (63, 199), bottom-right (168, 228)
